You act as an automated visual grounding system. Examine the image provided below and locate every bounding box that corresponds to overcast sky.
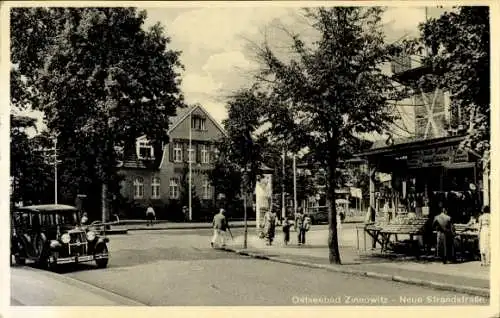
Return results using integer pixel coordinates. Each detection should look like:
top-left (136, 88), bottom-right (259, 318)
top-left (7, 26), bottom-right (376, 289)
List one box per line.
top-left (143, 5), bottom-right (448, 125)
top-left (17, 5), bottom-right (450, 135)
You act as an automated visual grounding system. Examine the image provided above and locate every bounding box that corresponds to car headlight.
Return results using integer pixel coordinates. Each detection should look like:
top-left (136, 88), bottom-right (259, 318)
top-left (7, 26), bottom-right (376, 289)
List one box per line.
top-left (61, 233), bottom-right (70, 244)
top-left (86, 231), bottom-right (96, 241)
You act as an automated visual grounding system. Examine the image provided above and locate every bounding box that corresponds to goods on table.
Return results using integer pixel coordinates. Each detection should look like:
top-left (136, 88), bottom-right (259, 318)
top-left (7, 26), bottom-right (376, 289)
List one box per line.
top-left (365, 217), bottom-right (428, 234)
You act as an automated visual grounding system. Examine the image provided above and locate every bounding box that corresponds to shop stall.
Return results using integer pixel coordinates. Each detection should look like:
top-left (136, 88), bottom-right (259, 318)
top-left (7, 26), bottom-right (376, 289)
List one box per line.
top-left (357, 135), bottom-right (483, 258)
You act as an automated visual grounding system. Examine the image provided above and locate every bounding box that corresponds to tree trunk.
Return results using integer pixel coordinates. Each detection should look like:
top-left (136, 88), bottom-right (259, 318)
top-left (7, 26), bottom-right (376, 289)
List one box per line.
top-left (327, 154), bottom-right (342, 264)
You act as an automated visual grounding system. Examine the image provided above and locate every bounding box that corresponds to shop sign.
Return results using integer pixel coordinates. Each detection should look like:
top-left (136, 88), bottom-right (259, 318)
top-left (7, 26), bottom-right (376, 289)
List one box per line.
top-left (406, 145), bottom-right (469, 169)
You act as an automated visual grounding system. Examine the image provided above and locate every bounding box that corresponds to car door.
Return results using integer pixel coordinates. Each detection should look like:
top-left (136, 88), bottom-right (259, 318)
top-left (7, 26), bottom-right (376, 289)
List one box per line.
top-left (13, 211), bottom-right (36, 258)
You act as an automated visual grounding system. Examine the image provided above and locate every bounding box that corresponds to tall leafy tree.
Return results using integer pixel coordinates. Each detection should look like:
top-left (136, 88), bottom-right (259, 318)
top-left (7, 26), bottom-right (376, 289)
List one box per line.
top-left (208, 138), bottom-right (244, 211)
top-left (417, 7), bottom-right (490, 160)
top-left (254, 8), bottom-right (405, 264)
top-left (222, 87), bottom-right (268, 201)
top-left (10, 8), bottom-right (184, 219)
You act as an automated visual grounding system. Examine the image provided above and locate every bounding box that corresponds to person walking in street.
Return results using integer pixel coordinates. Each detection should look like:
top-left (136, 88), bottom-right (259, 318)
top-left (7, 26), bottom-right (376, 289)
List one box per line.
top-left (211, 208), bottom-right (229, 248)
top-left (263, 210), bottom-right (277, 245)
top-left (282, 216), bottom-right (291, 246)
top-left (432, 208), bottom-right (455, 264)
top-left (146, 204), bottom-right (156, 226)
top-left (295, 209), bottom-right (307, 245)
top-left (478, 205), bottom-right (490, 266)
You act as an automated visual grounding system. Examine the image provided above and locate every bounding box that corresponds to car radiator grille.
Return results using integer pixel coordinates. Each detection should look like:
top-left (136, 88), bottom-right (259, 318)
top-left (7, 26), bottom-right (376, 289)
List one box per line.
top-left (68, 232), bottom-right (88, 256)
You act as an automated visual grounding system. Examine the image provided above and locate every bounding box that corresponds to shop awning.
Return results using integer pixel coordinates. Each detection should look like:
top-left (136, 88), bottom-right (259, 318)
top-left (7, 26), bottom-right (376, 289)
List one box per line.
top-left (356, 135), bottom-right (466, 158)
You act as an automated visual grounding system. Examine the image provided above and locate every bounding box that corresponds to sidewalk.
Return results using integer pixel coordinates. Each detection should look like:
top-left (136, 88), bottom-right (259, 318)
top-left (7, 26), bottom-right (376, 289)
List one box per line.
top-left (112, 220), bottom-right (257, 231)
top-left (11, 266), bottom-right (144, 306)
top-left (224, 225), bottom-right (490, 297)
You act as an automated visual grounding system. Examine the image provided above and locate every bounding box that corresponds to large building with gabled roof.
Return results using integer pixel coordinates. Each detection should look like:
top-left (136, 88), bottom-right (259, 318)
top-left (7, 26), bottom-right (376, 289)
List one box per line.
top-left (117, 104), bottom-right (227, 220)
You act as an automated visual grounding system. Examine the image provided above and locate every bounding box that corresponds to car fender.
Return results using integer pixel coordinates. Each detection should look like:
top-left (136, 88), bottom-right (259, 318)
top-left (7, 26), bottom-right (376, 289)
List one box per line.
top-left (93, 240), bottom-right (109, 255)
top-left (92, 237), bottom-right (109, 250)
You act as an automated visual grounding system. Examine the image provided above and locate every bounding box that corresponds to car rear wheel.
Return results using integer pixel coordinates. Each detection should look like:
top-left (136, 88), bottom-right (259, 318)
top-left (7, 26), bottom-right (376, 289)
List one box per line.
top-left (95, 244), bottom-right (109, 269)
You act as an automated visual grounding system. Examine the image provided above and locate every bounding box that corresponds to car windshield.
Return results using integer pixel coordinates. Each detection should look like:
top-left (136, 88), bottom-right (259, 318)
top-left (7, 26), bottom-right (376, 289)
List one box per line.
top-left (55, 211), bottom-right (79, 225)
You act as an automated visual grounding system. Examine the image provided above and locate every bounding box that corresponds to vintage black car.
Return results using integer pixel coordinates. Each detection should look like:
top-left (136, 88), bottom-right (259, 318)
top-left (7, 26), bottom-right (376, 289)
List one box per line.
top-left (11, 204), bottom-right (109, 270)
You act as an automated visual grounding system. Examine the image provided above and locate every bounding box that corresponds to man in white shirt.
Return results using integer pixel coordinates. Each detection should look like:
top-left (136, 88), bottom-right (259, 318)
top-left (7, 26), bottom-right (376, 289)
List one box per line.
top-left (146, 204), bottom-right (156, 226)
top-left (211, 208), bottom-right (229, 248)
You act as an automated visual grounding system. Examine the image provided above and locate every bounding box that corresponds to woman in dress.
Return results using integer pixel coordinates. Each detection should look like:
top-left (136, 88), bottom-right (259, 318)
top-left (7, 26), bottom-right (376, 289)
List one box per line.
top-left (478, 205), bottom-right (490, 266)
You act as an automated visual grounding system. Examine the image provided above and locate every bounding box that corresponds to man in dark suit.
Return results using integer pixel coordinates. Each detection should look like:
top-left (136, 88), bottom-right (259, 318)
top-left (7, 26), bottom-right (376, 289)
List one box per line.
top-left (433, 208), bottom-right (455, 264)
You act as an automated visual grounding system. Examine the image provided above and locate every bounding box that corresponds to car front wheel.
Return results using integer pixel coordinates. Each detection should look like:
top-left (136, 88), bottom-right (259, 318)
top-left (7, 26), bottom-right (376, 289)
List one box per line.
top-left (39, 250), bottom-right (58, 271)
top-left (95, 244), bottom-right (109, 269)
top-left (14, 255), bottom-right (26, 266)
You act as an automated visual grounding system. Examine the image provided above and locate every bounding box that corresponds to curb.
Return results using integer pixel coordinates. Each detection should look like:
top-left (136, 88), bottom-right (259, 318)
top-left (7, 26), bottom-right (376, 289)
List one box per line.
top-left (222, 247), bottom-right (490, 298)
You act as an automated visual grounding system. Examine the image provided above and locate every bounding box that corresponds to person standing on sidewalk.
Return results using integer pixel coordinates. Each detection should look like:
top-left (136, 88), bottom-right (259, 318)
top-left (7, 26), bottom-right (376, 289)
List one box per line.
top-left (295, 209), bottom-right (306, 245)
top-left (433, 208), bottom-right (455, 264)
top-left (282, 216), bottom-right (291, 245)
top-left (146, 204), bottom-right (156, 227)
top-left (478, 205), bottom-right (490, 266)
top-left (211, 208), bottom-right (229, 248)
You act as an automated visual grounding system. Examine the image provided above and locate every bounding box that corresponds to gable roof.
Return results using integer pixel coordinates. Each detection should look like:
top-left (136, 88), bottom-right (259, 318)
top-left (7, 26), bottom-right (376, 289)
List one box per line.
top-left (167, 104), bottom-right (227, 137)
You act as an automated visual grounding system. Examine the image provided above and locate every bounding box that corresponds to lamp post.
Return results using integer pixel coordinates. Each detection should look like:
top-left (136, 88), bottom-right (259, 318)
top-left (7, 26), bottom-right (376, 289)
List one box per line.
top-left (293, 154), bottom-right (297, 215)
top-left (282, 148), bottom-right (286, 220)
top-left (189, 112), bottom-right (192, 221)
top-left (242, 167), bottom-right (249, 249)
top-left (52, 133), bottom-right (61, 205)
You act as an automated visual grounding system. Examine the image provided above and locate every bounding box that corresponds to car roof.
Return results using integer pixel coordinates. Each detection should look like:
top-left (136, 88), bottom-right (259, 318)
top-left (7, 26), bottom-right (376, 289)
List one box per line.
top-left (16, 204), bottom-right (79, 214)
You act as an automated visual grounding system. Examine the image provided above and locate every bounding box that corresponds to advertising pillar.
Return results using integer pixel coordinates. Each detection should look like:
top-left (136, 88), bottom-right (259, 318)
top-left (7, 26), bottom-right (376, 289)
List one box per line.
top-left (255, 173), bottom-right (273, 231)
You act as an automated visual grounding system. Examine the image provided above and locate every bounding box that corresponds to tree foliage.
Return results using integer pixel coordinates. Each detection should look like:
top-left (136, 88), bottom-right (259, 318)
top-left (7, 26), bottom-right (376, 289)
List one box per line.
top-left (222, 87), bottom-right (268, 195)
top-left (208, 138), bottom-right (243, 207)
top-left (253, 7), bottom-right (405, 264)
top-left (10, 8), bottom-right (184, 216)
top-left (10, 116), bottom-right (54, 204)
top-left (417, 7), bottom-right (490, 160)
top-left (262, 145), bottom-right (316, 213)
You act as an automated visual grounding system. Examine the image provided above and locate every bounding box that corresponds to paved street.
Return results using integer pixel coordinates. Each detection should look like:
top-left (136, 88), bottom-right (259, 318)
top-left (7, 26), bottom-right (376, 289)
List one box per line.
top-left (11, 227), bottom-right (487, 306)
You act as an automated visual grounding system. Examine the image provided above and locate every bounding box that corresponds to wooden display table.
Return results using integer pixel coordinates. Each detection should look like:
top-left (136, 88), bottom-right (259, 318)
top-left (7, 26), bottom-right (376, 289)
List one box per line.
top-left (361, 217), bottom-right (428, 253)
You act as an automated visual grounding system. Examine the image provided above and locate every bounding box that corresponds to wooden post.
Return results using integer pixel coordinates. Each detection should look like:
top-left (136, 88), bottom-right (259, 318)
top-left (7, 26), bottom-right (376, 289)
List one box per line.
top-left (369, 164), bottom-right (376, 218)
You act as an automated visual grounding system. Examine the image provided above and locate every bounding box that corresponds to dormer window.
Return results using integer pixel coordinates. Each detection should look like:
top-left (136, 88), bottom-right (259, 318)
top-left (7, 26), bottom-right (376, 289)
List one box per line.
top-left (191, 116), bottom-right (206, 131)
top-left (137, 138), bottom-right (154, 160)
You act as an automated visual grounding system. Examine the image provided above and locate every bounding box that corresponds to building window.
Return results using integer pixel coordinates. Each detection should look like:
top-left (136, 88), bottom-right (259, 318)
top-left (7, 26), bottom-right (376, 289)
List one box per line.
top-left (213, 147), bottom-right (220, 161)
top-left (202, 180), bottom-right (211, 200)
top-left (137, 140), bottom-right (154, 159)
top-left (201, 144), bottom-right (209, 163)
top-left (133, 177), bottom-right (144, 199)
top-left (174, 142), bottom-right (183, 162)
top-left (169, 178), bottom-right (180, 199)
top-left (188, 146), bottom-right (195, 163)
top-left (191, 116), bottom-right (206, 130)
top-left (151, 177), bottom-right (160, 199)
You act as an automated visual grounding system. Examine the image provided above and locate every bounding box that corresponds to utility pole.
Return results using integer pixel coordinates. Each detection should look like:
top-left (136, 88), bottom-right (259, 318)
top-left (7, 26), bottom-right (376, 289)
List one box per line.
top-left (293, 154), bottom-right (297, 215)
top-left (243, 167), bottom-right (248, 249)
top-left (189, 111), bottom-right (193, 221)
top-left (54, 135), bottom-right (58, 204)
top-left (282, 148), bottom-right (286, 220)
